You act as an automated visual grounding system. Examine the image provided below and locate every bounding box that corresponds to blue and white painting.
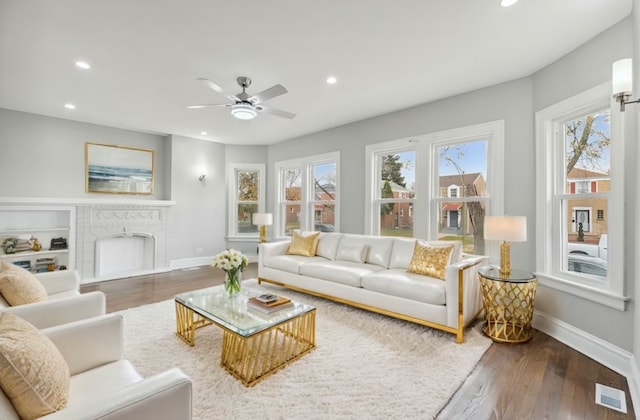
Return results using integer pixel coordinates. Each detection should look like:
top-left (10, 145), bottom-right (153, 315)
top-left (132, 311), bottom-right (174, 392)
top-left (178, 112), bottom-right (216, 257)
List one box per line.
top-left (86, 143), bottom-right (154, 194)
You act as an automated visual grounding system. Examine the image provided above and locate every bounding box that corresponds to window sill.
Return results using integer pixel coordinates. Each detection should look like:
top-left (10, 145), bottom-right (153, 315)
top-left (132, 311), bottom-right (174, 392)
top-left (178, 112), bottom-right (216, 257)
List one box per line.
top-left (535, 272), bottom-right (629, 311)
top-left (226, 236), bottom-right (259, 243)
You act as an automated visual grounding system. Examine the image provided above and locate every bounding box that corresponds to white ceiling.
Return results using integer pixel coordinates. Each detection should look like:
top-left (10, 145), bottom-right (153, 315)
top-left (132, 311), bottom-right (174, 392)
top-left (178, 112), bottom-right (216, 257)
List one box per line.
top-left (0, 0), bottom-right (633, 145)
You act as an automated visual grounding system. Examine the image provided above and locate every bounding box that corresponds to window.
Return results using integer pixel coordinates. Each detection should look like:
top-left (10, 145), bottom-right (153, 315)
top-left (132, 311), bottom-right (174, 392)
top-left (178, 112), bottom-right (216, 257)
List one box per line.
top-left (227, 163), bottom-right (265, 238)
top-left (370, 148), bottom-right (416, 237)
top-left (535, 82), bottom-right (626, 310)
top-left (365, 120), bottom-right (504, 253)
top-left (275, 152), bottom-right (339, 236)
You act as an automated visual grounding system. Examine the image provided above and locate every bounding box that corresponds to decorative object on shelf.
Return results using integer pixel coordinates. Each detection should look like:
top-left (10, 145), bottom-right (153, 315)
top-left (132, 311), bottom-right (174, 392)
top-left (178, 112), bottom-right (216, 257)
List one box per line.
top-left (252, 213), bottom-right (273, 243)
top-left (211, 249), bottom-right (248, 297)
top-left (49, 238), bottom-right (68, 250)
top-left (85, 142), bottom-right (154, 195)
top-left (2, 238), bottom-right (17, 254)
top-left (484, 216), bottom-right (527, 277)
top-left (30, 237), bottom-right (42, 252)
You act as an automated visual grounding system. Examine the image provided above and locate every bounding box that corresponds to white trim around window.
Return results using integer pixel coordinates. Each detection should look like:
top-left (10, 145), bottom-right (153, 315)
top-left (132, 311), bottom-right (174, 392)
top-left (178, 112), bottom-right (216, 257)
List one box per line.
top-left (535, 82), bottom-right (628, 310)
top-left (227, 163), bottom-right (266, 240)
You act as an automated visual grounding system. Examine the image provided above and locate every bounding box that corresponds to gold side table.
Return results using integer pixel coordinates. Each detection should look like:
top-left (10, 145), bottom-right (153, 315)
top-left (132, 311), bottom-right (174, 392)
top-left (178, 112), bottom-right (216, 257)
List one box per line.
top-left (478, 266), bottom-right (537, 343)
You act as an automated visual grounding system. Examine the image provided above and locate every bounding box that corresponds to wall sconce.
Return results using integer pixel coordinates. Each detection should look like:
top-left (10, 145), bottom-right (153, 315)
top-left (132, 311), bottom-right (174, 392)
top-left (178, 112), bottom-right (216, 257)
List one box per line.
top-left (252, 213), bottom-right (273, 243)
top-left (484, 216), bottom-right (527, 277)
top-left (613, 58), bottom-right (639, 112)
top-left (198, 174), bottom-right (206, 182)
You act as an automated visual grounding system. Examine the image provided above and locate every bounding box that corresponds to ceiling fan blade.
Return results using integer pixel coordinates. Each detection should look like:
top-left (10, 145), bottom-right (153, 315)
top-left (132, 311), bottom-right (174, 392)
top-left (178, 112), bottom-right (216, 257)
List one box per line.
top-left (197, 78), bottom-right (239, 101)
top-left (257, 105), bottom-right (296, 119)
top-left (186, 104), bottom-right (230, 109)
top-left (250, 84), bottom-right (288, 103)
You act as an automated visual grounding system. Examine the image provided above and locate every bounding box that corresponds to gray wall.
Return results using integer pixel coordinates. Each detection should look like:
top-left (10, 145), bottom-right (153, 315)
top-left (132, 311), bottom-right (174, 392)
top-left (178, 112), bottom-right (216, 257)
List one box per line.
top-left (0, 109), bottom-right (168, 199)
top-left (531, 18), bottom-right (635, 350)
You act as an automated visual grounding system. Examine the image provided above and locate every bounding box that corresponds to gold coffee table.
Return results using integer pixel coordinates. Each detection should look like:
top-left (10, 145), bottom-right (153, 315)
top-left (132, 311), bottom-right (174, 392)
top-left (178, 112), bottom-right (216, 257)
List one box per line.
top-left (174, 281), bottom-right (316, 387)
top-left (478, 266), bottom-right (537, 343)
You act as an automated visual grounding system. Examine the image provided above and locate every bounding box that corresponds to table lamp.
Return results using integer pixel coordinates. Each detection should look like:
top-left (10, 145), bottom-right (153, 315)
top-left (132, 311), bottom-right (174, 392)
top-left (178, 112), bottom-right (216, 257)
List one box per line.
top-left (252, 213), bottom-right (273, 243)
top-left (484, 216), bottom-right (527, 276)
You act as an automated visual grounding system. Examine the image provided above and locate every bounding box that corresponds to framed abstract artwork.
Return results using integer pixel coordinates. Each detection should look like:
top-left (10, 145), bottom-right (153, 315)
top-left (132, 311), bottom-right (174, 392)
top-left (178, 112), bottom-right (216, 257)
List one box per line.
top-left (85, 142), bottom-right (154, 194)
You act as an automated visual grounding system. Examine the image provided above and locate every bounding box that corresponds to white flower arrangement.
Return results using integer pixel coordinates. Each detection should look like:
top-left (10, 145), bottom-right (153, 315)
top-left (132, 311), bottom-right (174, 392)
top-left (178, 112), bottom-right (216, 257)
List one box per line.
top-left (211, 248), bottom-right (248, 273)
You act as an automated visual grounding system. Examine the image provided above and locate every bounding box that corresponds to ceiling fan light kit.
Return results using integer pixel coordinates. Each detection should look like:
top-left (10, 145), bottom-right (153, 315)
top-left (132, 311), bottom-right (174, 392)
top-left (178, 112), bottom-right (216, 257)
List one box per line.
top-left (231, 103), bottom-right (257, 120)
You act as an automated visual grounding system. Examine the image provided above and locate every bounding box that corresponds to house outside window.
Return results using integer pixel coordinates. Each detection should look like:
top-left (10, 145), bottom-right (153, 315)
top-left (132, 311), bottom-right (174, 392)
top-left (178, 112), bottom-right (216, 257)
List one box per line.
top-left (227, 163), bottom-right (265, 238)
top-left (535, 82), bottom-right (625, 310)
top-left (276, 152), bottom-right (339, 236)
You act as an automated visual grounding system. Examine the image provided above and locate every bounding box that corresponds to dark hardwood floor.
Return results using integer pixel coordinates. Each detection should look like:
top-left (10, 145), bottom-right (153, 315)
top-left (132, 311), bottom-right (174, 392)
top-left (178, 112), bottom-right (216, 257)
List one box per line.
top-left (81, 264), bottom-right (635, 419)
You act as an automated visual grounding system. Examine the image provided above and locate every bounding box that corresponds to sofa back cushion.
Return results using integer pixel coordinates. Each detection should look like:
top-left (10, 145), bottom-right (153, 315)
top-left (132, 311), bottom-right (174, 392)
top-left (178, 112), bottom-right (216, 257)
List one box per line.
top-left (335, 235), bottom-right (368, 263)
top-left (363, 236), bottom-right (394, 267)
top-left (389, 238), bottom-right (462, 269)
top-left (316, 233), bottom-right (343, 260)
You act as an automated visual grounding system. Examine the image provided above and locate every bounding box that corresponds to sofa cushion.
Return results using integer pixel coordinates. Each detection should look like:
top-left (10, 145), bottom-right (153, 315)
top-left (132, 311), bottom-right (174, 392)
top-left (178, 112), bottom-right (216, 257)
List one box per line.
top-left (407, 242), bottom-right (453, 280)
top-left (363, 236), bottom-right (394, 268)
top-left (0, 261), bottom-right (48, 306)
top-left (263, 255), bottom-right (327, 275)
top-left (362, 269), bottom-right (446, 305)
top-left (0, 312), bottom-right (70, 419)
top-left (389, 239), bottom-right (462, 269)
top-left (335, 235), bottom-right (368, 263)
top-left (316, 233), bottom-right (343, 260)
top-left (287, 231), bottom-right (321, 257)
top-left (299, 261), bottom-right (386, 287)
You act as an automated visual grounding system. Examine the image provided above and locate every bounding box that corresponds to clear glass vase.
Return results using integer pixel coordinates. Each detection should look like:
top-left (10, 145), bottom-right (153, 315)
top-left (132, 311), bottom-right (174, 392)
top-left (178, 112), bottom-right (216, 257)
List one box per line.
top-left (224, 269), bottom-right (242, 297)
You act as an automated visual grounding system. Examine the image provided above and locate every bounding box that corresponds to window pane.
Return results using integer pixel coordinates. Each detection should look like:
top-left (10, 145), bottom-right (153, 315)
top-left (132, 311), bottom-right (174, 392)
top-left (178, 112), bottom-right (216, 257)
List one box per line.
top-left (237, 203), bottom-right (258, 233)
top-left (284, 204), bottom-right (300, 236)
top-left (379, 202), bottom-right (413, 237)
top-left (313, 204), bottom-right (335, 232)
top-left (437, 201), bottom-right (485, 254)
top-left (565, 198), bottom-right (607, 280)
top-left (314, 163), bottom-right (336, 200)
top-left (379, 151), bottom-right (416, 199)
top-left (237, 171), bottom-right (259, 201)
top-left (564, 110), bottom-right (610, 194)
top-left (285, 169), bottom-right (302, 202)
top-left (437, 141), bottom-right (487, 198)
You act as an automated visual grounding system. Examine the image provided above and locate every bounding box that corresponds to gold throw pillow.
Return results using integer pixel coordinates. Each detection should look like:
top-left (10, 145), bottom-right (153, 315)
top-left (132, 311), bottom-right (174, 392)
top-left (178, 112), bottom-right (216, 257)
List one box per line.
top-left (0, 312), bottom-right (70, 419)
top-left (0, 261), bottom-right (48, 306)
top-left (287, 231), bottom-right (321, 257)
top-left (407, 241), bottom-right (454, 280)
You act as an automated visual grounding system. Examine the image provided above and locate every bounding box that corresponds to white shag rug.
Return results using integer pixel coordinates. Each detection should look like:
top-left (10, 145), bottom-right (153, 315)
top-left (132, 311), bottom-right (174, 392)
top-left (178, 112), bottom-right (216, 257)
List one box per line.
top-left (118, 288), bottom-right (491, 420)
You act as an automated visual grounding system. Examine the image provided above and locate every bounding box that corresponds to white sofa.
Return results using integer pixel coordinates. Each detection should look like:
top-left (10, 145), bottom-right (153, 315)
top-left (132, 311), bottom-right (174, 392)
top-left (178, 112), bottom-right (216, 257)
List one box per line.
top-left (0, 270), bottom-right (106, 329)
top-left (0, 313), bottom-right (192, 420)
top-left (258, 233), bottom-right (489, 343)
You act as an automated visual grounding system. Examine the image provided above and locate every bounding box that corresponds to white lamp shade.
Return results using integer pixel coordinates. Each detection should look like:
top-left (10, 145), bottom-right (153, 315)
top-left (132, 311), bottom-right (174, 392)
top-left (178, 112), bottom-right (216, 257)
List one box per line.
top-left (252, 213), bottom-right (273, 226)
top-left (612, 58), bottom-right (633, 95)
top-left (484, 216), bottom-right (527, 242)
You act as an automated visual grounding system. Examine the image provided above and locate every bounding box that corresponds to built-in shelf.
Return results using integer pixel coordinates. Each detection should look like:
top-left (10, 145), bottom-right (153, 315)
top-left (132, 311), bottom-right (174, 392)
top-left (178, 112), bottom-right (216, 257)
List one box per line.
top-left (0, 249), bottom-right (69, 259)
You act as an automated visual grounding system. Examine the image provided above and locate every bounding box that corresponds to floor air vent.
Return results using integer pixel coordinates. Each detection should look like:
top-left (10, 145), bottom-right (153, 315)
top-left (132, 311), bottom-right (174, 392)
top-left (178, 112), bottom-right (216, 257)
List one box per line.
top-left (595, 383), bottom-right (627, 413)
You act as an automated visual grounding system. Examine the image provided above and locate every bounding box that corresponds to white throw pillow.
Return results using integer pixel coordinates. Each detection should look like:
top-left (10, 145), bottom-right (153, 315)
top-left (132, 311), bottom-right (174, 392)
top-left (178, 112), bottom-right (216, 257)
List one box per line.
top-left (316, 233), bottom-right (343, 260)
top-left (336, 243), bottom-right (368, 263)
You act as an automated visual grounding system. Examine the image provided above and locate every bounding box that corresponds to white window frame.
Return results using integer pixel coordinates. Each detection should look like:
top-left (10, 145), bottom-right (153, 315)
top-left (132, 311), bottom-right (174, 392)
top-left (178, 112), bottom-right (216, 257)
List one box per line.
top-left (275, 152), bottom-right (340, 238)
top-left (227, 163), bottom-right (265, 240)
top-left (535, 82), bottom-right (627, 310)
top-left (365, 120), bottom-right (504, 243)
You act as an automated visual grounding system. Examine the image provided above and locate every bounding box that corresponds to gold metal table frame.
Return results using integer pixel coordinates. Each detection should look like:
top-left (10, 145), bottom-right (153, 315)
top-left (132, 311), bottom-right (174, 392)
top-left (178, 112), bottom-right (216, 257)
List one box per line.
top-left (478, 267), bottom-right (537, 343)
top-left (175, 288), bottom-right (316, 387)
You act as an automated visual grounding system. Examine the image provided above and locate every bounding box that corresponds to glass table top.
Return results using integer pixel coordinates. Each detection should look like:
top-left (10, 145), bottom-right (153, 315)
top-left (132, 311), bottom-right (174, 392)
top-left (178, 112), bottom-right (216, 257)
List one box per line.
top-left (478, 266), bottom-right (536, 283)
top-left (175, 283), bottom-right (315, 337)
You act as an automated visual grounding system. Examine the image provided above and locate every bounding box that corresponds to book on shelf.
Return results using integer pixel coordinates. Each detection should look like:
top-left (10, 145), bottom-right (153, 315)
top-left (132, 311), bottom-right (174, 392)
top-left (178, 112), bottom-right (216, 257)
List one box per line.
top-left (247, 296), bottom-right (293, 314)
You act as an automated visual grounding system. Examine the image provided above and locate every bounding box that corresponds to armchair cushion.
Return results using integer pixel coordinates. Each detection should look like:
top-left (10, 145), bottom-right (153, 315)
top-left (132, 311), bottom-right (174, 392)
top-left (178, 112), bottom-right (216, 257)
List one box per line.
top-left (0, 261), bottom-right (48, 306)
top-left (0, 312), bottom-right (69, 419)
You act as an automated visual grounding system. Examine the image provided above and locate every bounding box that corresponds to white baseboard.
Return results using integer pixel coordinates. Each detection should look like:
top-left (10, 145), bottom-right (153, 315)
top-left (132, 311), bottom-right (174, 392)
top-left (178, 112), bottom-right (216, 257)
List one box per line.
top-left (170, 254), bottom-right (258, 270)
top-left (533, 310), bottom-right (639, 410)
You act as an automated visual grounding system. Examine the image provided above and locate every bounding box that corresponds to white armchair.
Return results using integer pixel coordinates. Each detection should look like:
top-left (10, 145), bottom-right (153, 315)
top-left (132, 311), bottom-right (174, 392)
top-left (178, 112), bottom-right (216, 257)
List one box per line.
top-left (0, 270), bottom-right (106, 329)
top-left (0, 313), bottom-right (193, 420)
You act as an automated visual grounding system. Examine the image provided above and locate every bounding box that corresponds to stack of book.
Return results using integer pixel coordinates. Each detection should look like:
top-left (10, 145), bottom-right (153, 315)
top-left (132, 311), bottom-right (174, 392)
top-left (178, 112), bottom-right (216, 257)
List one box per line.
top-left (247, 293), bottom-right (294, 314)
top-left (35, 257), bottom-right (56, 273)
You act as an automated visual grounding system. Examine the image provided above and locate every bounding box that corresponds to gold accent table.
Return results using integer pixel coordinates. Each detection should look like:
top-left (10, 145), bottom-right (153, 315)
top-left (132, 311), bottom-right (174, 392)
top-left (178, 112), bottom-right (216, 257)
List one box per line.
top-left (175, 282), bottom-right (316, 387)
top-left (478, 266), bottom-right (537, 343)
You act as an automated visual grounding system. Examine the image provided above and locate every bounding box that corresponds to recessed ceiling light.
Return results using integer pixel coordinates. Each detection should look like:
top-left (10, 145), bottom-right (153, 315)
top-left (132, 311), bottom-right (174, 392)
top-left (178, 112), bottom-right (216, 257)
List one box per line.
top-left (64, 103), bottom-right (76, 110)
top-left (500, 0), bottom-right (519, 7)
top-left (326, 76), bottom-right (337, 85)
top-left (75, 61), bottom-right (91, 70)
top-left (200, 131), bottom-right (207, 135)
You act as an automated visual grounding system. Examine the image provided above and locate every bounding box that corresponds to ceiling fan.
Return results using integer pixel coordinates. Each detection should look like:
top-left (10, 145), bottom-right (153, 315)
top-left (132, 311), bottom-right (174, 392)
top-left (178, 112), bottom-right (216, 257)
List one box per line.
top-left (187, 76), bottom-right (295, 120)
